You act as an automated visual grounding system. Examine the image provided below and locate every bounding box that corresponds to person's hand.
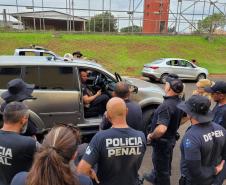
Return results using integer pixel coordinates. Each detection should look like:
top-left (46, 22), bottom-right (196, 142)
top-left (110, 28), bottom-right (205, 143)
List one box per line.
top-left (215, 160), bottom-right (225, 175)
top-left (96, 90), bottom-right (101, 97)
top-left (90, 169), bottom-right (100, 184)
top-left (147, 133), bottom-right (153, 144)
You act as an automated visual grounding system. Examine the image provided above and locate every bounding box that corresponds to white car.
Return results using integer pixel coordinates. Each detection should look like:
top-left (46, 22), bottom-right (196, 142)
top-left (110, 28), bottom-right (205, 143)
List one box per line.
top-left (142, 58), bottom-right (208, 83)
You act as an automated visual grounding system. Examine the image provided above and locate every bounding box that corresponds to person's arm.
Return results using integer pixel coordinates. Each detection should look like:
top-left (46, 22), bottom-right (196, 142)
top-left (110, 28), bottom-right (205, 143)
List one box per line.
top-left (148, 124), bottom-right (167, 140)
top-left (147, 106), bottom-right (169, 140)
top-left (83, 90), bottom-right (101, 104)
top-left (186, 160), bottom-right (224, 181)
top-left (77, 134), bottom-right (100, 183)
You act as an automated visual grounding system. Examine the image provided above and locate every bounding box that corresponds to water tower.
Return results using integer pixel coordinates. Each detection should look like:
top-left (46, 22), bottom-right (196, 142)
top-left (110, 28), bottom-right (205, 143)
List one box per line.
top-left (143, 0), bottom-right (170, 33)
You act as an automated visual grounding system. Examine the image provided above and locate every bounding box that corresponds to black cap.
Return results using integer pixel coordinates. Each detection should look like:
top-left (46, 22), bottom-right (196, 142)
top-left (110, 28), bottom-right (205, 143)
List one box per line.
top-left (177, 95), bottom-right (213, 123)
top-left (166, 77), bottom-right (183, 93)
top-left (204, 81), bottom-right (226, 94)
top-left (72, 51), bottom-right (83, 57)
top-left (167, 73), bottom-right (179, 79)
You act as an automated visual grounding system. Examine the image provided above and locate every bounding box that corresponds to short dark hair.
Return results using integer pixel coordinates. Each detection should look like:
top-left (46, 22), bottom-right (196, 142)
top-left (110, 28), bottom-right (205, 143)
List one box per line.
top-left (3, 102), bottom-right (29, 124)
top-left (72, 51), bottom-right (83, 58)
top-left (114, 82), bottom-right (130, 99)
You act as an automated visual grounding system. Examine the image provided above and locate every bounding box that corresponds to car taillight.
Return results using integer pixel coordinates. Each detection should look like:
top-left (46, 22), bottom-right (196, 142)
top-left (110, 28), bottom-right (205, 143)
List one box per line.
top-left (150, 66), bottom-right (159, 69)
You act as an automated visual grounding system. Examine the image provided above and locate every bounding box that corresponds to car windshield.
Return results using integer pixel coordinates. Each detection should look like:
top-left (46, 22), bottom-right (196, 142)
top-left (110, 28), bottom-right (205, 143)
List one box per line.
top-left (150, 59), bottom-right (164, 65)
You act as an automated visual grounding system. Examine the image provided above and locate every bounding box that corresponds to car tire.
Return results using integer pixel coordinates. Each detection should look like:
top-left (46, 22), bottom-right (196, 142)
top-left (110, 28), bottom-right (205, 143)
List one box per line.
top-left (149, 77), bottom-right (155, 82)
top-left (196, 73), bottom-right (206, 81)
top-left (29, 110), bottom-right (45, 131)
top-left (142, 108), bottom-right (155, 136)
top-left (160, 73), bottom-right (168, 84)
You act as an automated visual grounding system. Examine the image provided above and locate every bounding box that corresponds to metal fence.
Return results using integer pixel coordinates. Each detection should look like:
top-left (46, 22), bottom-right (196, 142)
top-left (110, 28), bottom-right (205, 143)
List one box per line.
top-left (0, 0), bottom-right (226, 34)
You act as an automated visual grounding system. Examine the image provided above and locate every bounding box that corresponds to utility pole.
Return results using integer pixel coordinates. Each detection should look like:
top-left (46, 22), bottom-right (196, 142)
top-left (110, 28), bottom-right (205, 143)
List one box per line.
top-left (72, 0), bottom-right (75, 31)
top-left (32, 0), bottom-right (36, 31)
top-left (102, 0), bottom-right (104, 32)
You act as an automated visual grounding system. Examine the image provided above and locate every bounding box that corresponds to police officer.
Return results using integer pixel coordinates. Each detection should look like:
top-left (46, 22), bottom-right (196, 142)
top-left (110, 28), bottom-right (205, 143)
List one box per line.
top-left (204, 81), bottom-right (226, 129)
top-left (0, 102), bottom-right (37, 185)
top-left (143, 76), bottom-right (184, 185)
top-left (77, 97), bottom-right (146, 185)
top-left (177, 95), bottom-right (226, 185)
top-left (1, 79), bottom-right (37, 138)
top-left (100, 82), bottom-right (143, 132)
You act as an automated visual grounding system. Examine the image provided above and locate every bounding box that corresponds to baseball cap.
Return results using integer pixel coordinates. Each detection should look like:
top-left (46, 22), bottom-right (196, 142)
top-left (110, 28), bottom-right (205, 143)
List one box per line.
top-left (204, 81), bottom-right (226, 94)
top-left (166, 77), bottom-right (183, 93)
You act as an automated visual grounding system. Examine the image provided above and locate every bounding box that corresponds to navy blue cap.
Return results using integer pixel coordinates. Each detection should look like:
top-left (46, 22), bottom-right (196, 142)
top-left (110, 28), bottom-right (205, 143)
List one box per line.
top-left (166, 77), bottom-right (183, 93)
top-left (204, 81), bottom-right (226, 94)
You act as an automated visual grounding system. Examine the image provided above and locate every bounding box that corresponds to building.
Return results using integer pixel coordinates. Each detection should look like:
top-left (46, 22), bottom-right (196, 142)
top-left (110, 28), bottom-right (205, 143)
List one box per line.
top-left (10, 10), bottom-right (86, 31)
top-left (143, 0), bottom-right (170, 34)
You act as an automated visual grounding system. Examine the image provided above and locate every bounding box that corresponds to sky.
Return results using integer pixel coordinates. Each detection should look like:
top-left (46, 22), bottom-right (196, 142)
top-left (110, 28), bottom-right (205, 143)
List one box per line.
top-left (0, 0), bottom-right (226, 32)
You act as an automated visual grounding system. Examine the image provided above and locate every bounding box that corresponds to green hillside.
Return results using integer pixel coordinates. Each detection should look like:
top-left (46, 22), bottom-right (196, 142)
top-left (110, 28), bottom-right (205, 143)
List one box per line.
top-left (0, 32), bottom-right (226, 76)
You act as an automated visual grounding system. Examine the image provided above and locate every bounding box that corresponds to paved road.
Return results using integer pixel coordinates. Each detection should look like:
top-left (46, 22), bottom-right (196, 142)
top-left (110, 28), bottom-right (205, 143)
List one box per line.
top-left (139, 76), bottom-right (226, 185)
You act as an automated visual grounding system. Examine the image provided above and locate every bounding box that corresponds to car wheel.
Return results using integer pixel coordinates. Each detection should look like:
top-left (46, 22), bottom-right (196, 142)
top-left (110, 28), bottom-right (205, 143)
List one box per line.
top-left (142, 108), bottom-right (155, 136)
top-left (160, 73), bottom-right (168, 84)
top-left (149, 77), bottom-right (155, 82)
top-left (196, 73), bottom-right (206, 81)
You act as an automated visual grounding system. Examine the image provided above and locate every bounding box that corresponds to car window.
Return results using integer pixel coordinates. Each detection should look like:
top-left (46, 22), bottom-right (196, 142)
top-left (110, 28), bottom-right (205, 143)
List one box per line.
top-left (19, 51), bottom-right (37, 56)
top-left (78, 67), bottom-right (116, 93)
top-left (166, 61), bottom-right (172, 65)
top-left (179, 60), bottom-right (193, 67)
top-left (0, 67), bottom-right (22, 88)
top-left (171, 60), bottom-right (179, 66)
top-left (24, 66), bottom-right (76, 90)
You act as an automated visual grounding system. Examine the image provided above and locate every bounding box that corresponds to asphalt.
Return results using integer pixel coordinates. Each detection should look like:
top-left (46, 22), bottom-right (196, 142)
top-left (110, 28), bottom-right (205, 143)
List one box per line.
top-left (139, 76), bottom-right (226, 185)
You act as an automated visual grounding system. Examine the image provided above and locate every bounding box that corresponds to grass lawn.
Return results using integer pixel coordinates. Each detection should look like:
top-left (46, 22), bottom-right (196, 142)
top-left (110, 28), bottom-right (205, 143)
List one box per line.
top-left (0, 32), bottom-right (226, 76)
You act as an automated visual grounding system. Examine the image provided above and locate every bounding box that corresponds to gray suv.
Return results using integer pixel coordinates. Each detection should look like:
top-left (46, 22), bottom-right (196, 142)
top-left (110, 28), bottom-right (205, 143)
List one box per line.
top-left (0, 56), bottom-right (164, 136)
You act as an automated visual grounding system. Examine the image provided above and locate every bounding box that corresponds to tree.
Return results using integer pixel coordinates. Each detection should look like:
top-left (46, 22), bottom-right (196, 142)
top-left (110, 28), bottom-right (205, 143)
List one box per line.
top-left (197, 13), bottom-right (226, 34)
top-left (86, 12), bottom-right (117, 32)
top-left (120, 25), bottom-right (142, 33)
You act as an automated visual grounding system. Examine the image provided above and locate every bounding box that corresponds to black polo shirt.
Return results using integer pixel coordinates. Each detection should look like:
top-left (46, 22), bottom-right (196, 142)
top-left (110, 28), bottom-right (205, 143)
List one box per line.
top-left (150, 96), bottom-right (184, 139)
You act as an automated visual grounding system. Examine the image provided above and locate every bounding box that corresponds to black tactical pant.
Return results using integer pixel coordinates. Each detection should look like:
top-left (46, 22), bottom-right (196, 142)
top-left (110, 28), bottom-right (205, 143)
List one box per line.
top-left (84, 94), bottom-right (109, 118)
top-left (151, 139), bottom-right (176, 185)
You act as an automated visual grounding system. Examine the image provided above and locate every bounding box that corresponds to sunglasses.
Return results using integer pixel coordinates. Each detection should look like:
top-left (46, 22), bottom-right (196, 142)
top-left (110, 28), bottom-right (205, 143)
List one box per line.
top-left (54, 123), bottom-right (81, 143)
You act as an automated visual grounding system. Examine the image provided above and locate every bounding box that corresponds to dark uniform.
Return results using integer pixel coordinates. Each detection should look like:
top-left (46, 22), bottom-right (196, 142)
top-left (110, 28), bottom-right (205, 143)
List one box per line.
top-left (212, 104), bottom-right (226, 129)
top-left (82, 127), bottom-right (146, 185)
top-left (100, 99), bottom-right (143, 132)
top-left (148, 95), bottom-right (184, 185)
top-left (0, 130), bottom-right (36, 185)
top-left (82, 84), bottom-right (109, 118)
top-left (180, 122), bottom-right (226, 185)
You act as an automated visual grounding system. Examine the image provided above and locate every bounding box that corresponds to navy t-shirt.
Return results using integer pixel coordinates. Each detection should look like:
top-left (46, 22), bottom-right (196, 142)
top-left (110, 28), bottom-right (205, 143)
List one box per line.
top-left (180, 122), bottom-right (226, 185)
top-left (0, 130), bottom-right (36, 185)
top-left (10, 171), bottom-right (93, 185)
top-left (82, 127), bottom-right (146, 185)
top-left (212, 104), bottom-right (226, 129)
top-left (100, 99), bottom-right (143, 132)
top-left (150, 96), bottom-right (184, 139)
